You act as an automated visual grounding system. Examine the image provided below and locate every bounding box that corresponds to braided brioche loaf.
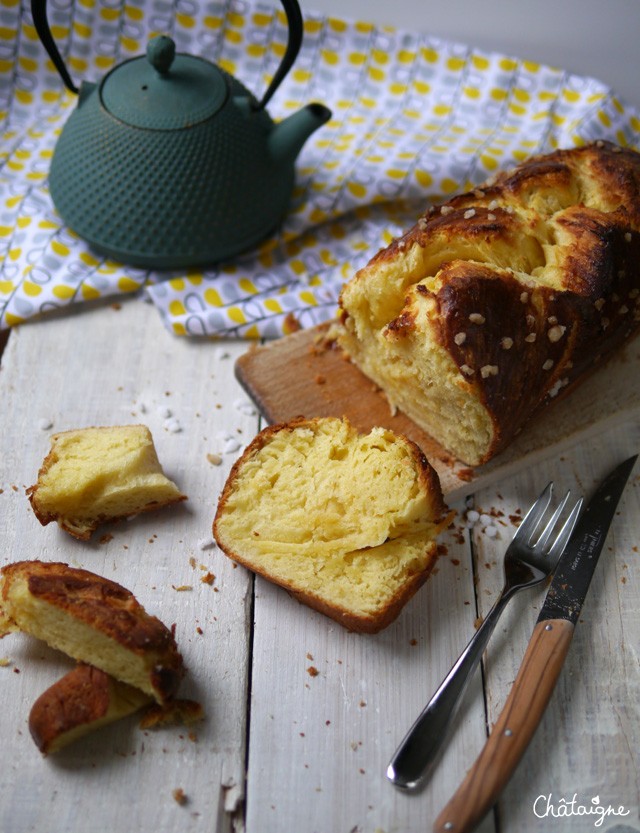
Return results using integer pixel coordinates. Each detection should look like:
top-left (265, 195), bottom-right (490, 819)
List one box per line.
top-left (338, 141), bottom-right (640, 466)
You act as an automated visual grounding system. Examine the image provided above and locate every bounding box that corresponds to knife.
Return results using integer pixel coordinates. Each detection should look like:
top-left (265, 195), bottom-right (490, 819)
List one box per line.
top-left (433, 454), bottom-right (637, 833)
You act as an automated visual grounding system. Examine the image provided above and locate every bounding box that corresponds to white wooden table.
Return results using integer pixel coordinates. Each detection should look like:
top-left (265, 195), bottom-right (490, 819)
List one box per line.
top-left (1, 296), bottom-right (639, 833)
top-left (2, 2), bottom-right (640, 828)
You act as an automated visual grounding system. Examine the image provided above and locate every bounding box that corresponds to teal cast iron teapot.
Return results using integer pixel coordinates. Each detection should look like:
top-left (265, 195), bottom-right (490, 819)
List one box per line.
top-left (32, 0), bottom-right (331, 269)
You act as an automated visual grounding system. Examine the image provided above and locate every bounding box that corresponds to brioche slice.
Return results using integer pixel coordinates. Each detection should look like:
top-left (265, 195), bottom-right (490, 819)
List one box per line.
top-left (29, 664), bottom-right (151, 754)
top-left (213, 417), bottom-right (450, 633)
top-left (0, 561), bottom-right (184, 703)
top-left (27, 424), bottom-right (186, 540)
top-left (338, 141), bottom-right (640, 466)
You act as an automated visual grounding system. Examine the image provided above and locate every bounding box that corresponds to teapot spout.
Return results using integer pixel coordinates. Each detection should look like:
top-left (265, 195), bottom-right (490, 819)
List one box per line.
top-left (269, 103), bottom-right (331, 166)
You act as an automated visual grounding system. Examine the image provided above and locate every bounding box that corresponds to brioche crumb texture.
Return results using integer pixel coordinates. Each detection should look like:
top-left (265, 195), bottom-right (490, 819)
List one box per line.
top-left (3, 577), bottom-right (155, 696)
top-left (214, 417), bottom-right (448, 632)
top-left (27, 425), bottom-right (185, 539)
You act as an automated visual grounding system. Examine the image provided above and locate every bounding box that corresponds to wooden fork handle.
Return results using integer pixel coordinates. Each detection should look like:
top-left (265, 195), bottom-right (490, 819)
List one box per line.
top-left (433, 618), bottom-right (574, 833)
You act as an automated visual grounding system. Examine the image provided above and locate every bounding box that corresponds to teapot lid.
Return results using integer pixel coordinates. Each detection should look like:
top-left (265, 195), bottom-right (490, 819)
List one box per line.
top-left (101, 36), bottom-right (228, 130)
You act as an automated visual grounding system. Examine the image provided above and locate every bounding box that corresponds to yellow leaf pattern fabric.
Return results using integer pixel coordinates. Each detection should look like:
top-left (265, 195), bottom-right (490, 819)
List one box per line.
top-left (0, 0), bottom-right (639, 337)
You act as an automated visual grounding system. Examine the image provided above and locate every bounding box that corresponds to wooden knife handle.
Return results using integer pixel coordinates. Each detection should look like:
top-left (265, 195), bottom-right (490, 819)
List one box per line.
top-left (433, 618), bottom-right (575, 833)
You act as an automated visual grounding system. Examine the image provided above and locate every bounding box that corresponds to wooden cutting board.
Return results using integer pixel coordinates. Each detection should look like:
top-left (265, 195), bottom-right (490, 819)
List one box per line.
top-left (235, 323), bottom-right (640, 499)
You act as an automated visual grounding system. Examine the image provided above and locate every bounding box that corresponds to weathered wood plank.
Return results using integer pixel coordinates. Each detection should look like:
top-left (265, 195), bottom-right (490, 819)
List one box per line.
top-left (244, 495), bottom-right (496, 833)
top-left (3, 298), bottom-right (638, 833)
top-left (464, 425), bottom-right (640, 831)
top-left (0, 300), bottom-right (256, 833)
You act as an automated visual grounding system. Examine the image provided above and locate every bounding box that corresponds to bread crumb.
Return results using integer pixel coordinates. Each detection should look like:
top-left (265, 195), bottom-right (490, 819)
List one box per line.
top-left (206, 453), bottom-right (222, 466)
top-left (141, 699), bottom-right (204, 730)
top-left (307, 666), bottom-right (319, 677)
top-left (172, 585), bottom-right (193, 592)
top-left (468, 313), bottom-right (485, 324)
top-left (0, 658), bottom-right (11, 667)
top-left (201, 572), bottom-right (215, 585)
top-left (284, 312), bottom-right (302, 332)
top-left (172, 788), bottom-right (188, 806)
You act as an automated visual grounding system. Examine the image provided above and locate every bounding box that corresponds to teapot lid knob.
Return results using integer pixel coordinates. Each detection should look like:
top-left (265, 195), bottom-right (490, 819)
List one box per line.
top-left (147, 35), bottom-right (176, 75)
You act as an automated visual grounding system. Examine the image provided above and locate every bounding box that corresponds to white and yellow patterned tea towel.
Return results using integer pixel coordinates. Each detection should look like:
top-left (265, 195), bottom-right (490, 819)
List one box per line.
top-left (1, 0), bottom-right (639, 337)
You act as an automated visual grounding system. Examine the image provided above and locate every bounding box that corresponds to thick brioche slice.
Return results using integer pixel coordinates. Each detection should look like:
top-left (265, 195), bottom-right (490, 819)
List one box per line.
top-left (27, 424), bottom-right (186, 540)
top-left (338, 141), bottom-right (640, 466)
top-left (0, 561), bottom-right (184, 703)
top-left (28, 664), bottom-right (151, 754)
top-left (213, 417), bottom-right (450, 633)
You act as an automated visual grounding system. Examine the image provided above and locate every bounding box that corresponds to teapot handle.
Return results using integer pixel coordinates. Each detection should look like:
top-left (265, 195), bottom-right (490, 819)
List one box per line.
top-left (254, 0), bottom-right (304, 110)
top-left (30, 0), bottom-right (301, 104)
top-left (31, 0), bottom-right (78, 94)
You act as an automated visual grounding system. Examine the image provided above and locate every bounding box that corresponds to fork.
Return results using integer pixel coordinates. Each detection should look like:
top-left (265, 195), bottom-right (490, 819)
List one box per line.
top-left (386, 483), bottom-right (583, 791)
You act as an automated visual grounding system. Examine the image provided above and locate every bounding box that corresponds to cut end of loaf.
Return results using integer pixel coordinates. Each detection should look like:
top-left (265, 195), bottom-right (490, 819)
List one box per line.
top-left (213, 416), bottom-right (451, 632)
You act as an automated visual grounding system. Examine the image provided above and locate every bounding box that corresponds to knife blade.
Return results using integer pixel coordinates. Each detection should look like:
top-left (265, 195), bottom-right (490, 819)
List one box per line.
top-left (433, 454), bottom-right (637, 833)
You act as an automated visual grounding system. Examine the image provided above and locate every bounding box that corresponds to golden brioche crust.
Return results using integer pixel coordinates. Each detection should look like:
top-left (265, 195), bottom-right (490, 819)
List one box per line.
top-left (267, 552), bottom-right (440, 634)
top-left (214, 416), bottom-right (450, 633)
top-left (28, 664), bottom-right (150, 754)
top-left (339, 141), bottom-right (640, 465)
top-left (0, 561), bottom-right (184, 703)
